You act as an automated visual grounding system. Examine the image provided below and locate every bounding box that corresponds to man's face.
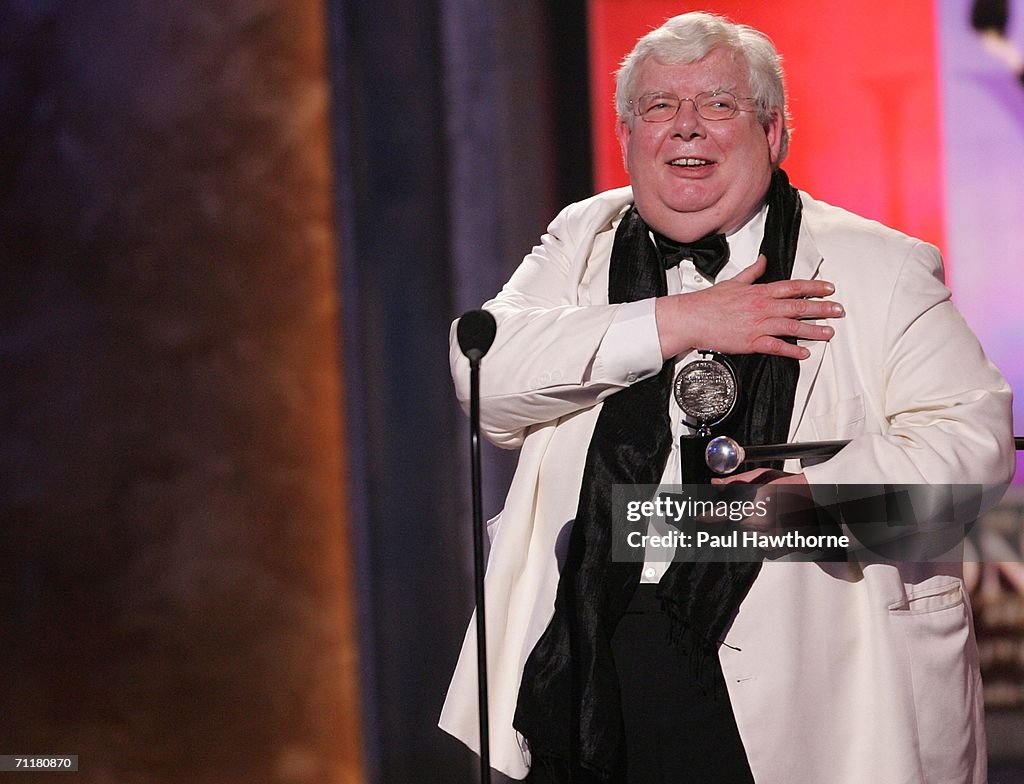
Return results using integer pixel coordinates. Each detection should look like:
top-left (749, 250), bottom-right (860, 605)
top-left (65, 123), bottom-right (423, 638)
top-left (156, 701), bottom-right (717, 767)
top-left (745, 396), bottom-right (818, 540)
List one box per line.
top-left (616, 48), bottom-right (783, 241)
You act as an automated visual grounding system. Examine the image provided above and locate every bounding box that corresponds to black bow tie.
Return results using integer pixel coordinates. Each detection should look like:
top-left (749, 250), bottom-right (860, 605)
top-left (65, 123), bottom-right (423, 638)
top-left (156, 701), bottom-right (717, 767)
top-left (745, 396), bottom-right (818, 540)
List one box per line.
top-left (652, 230), bottom-right (730, 281)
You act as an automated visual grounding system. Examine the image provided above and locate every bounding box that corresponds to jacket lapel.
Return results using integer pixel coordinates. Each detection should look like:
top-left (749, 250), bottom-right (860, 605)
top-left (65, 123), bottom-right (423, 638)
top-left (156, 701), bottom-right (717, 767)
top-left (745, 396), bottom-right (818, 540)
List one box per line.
top-left (787, 216), bottom-right (827, 441)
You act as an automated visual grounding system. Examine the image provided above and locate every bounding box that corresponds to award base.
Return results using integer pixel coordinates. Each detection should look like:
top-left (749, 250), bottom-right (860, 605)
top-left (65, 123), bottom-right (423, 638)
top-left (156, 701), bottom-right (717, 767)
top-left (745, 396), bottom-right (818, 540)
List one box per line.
top-left (680, 434), bottom-right (714, 485)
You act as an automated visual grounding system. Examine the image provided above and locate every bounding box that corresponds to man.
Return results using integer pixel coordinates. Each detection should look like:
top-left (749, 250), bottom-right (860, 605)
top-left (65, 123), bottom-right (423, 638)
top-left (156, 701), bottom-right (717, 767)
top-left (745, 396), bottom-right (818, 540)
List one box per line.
top-left (441, 12), bottom-right (1014, 783)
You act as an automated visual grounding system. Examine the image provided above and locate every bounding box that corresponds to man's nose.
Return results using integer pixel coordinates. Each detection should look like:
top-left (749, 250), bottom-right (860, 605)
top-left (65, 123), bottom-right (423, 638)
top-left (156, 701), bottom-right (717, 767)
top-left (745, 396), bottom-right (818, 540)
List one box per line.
top-left (670, 99), bottom-right (706, 138)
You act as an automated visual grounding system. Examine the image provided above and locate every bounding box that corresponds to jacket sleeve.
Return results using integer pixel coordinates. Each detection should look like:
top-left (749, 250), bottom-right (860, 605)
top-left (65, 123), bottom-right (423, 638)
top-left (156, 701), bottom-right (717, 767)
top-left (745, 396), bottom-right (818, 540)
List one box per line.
top-left (802, 240), bottom-right (1015, 490)
top-left (450, 197), bottom-right (664, 448)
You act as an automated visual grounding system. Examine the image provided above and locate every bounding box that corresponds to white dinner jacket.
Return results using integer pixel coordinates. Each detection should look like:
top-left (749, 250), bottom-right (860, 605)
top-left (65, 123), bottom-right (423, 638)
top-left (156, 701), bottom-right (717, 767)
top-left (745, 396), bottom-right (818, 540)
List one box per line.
top-left (440, 187), bottom-right (1015, 783)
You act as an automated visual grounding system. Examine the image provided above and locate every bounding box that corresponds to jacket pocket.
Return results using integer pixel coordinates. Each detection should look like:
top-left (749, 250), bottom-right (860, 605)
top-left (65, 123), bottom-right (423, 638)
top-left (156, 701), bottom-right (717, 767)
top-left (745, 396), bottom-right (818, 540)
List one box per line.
top-left (888, 579), bottom-right (980, 779)
top-left (887, 581), bottom-right (965, 615)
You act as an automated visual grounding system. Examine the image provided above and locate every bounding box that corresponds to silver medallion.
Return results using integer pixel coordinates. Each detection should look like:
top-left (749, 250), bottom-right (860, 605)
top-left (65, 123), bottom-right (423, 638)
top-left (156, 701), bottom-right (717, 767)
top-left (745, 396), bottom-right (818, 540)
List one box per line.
top-left (672, 350), bottom-right (738, 435)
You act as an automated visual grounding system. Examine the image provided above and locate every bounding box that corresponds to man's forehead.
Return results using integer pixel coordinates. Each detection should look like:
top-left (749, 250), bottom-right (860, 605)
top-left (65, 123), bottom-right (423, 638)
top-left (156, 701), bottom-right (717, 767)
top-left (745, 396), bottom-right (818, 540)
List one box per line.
top-left (637, 49), bottom-right (748, 89)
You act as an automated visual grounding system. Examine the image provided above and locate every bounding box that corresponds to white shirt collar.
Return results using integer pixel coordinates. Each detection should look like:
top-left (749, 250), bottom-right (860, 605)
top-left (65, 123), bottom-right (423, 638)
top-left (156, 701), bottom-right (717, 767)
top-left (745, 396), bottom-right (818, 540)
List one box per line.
top-left (723, 199), bottom-right (769, 274)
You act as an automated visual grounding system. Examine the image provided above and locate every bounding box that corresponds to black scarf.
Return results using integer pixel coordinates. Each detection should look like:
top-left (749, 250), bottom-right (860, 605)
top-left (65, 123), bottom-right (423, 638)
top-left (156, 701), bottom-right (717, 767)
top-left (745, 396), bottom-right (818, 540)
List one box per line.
top-left (513, 170), bottom-right (803, 781)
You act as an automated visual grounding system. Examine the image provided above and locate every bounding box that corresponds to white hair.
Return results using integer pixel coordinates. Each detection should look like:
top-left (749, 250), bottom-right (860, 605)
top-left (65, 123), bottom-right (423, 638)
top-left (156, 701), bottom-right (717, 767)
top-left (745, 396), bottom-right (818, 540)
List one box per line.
top-left (615, 12), bottom-right (791, 162)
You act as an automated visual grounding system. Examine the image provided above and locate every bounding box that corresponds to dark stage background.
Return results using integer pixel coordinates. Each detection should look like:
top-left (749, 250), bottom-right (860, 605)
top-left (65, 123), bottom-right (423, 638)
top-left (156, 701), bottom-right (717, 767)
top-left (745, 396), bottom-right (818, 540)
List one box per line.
top-left (332, 0), bottom-right (590, 780)
top-left (1, 0), bottom-right (585, 781)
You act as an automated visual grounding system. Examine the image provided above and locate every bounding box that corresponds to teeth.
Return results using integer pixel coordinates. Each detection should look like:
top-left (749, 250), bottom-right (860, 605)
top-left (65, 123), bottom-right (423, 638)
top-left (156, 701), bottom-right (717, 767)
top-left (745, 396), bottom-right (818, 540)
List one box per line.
top-left (671, 158), bottom-right (711, 166)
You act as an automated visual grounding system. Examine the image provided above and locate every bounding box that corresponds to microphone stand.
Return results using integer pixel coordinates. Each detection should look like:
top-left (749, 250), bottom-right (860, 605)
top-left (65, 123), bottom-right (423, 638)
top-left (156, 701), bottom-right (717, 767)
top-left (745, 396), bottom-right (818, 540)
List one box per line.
top-left (457, 308), bottom-right (496, 784)
top-left (468, 351), bottom-right (491, 784)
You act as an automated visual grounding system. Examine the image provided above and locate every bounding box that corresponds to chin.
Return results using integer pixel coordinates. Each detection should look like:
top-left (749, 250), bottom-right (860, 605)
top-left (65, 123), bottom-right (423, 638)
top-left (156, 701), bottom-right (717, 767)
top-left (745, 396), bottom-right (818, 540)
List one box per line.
top-left (662, 187), bottom-right (724, 215)
top-left (667, 199), bottom-right (718, 215)
top-left (664, 198), bottom-right (725, 223)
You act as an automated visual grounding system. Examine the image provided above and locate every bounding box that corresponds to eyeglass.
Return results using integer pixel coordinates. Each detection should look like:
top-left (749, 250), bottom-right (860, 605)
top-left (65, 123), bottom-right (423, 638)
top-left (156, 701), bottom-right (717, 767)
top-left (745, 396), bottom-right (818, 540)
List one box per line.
top-left (629, 91), bottom-right (754, 123)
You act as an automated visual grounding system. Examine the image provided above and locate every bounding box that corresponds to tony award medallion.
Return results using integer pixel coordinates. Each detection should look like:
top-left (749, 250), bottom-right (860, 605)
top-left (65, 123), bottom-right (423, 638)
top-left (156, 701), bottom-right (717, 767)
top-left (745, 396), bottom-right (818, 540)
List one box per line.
top-left (673, 350), bottom-right (738, 484)
top-left (673, 350), bottom-right (737, 436)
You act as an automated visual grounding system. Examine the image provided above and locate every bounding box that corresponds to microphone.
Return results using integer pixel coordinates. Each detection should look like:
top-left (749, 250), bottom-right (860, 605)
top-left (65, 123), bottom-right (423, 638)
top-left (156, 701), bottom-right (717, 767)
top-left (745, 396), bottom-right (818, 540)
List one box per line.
top-left (457, 309), bottom-right (497, 361)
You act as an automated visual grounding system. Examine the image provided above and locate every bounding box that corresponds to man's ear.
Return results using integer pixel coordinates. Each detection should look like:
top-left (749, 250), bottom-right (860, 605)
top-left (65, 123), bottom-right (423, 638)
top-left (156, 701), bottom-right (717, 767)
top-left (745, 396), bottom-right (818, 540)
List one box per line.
top-left (615, 118), bottom-right (631, 172)
top-left (764, 108), bottom-right (784, 166)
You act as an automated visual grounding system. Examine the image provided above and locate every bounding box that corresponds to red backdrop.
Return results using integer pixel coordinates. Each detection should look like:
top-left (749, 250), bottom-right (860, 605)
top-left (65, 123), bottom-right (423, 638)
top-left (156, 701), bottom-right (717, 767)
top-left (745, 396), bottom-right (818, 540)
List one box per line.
top-left (589, 0), bottom-right (946, 250)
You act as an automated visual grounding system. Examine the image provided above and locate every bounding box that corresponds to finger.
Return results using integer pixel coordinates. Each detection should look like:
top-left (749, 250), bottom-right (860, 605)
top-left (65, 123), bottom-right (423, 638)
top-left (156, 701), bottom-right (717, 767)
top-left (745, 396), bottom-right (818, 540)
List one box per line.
top-left (731, 253), bottom-right (767, 285)
top-left (768, 298), bottom-right (845, 319)
top-left (765, 278), bottom-right (837, 299)
top-left (749, 335), bottom-right (813, 359)
top-left (761, 317), bottom-right (835, 341)
top-left (795, 323), bottom-right (835, 340)
top-left (712, 467), bottom-right (776, 484)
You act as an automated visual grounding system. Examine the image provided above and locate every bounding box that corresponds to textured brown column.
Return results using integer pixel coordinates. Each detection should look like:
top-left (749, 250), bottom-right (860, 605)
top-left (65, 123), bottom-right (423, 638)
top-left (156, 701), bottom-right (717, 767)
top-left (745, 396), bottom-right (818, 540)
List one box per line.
top-left (0, 2), bottom-right (363, 783)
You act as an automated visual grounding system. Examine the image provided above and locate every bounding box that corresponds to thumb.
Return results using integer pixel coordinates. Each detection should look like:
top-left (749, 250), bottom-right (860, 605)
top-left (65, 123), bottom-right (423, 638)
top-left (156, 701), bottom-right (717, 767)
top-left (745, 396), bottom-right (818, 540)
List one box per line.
top-left (730, 253), bottom-right (767, 285)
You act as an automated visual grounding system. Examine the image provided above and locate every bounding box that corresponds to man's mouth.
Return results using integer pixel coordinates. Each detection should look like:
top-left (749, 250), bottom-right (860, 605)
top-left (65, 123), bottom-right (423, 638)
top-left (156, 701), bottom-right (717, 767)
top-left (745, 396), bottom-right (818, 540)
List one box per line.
top-left (669, 157), bottom-right (713, 167)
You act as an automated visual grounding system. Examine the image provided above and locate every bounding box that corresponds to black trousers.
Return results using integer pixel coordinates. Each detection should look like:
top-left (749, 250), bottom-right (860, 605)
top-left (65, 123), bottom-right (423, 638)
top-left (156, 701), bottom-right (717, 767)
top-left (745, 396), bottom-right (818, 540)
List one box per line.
top-left (609, 584), bottom-right (755, 783)
top-left (525, 585), bottom-right (756, 783)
